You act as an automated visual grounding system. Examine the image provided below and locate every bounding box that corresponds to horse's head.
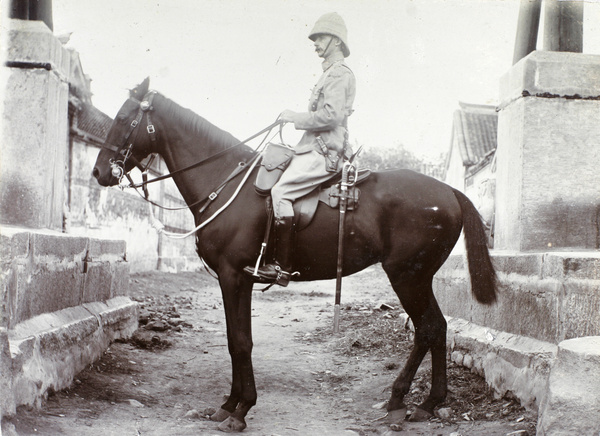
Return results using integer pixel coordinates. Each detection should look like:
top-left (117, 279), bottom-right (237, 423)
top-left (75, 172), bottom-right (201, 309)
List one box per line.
top-left (93, 78), bottom-right (159, 186)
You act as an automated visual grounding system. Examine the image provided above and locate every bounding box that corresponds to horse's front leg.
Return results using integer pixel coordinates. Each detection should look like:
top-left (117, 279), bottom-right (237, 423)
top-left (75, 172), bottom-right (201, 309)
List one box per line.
top-left (210, 268), bottom-right (256, 432)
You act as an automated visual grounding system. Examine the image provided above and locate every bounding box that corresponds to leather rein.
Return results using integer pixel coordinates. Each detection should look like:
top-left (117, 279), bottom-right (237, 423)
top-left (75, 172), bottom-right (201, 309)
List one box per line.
top-left (102, 91), bottom-right (281, 213)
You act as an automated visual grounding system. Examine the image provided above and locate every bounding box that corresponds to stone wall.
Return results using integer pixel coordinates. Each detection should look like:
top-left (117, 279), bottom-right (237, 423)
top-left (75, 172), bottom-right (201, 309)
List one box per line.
top-left (435, 252), bottom-right (600, 345)
top-left (0, 227), bottom-right (137, 414)
top-left (0, 19), bottom-right (138, 417)
top-left (434, 251), bottom-right (600, 413)
top-left (66, 136), bottom-right (201, 273)
top-left (1, 229), bottom-right (129, 329)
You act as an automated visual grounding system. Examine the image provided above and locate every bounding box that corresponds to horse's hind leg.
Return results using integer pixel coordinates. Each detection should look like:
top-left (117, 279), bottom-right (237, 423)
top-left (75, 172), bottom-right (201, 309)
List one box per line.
top-left (385, 273), bottom-right (447, 422)
top-left (408, 293), bottom-right (447, 421)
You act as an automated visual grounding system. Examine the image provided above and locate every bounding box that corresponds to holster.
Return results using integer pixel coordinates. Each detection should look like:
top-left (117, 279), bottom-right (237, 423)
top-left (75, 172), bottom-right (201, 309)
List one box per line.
top-left (316, 136), bottom-right (342, 173)
top-left (254, 142), bottom-right (294, 195)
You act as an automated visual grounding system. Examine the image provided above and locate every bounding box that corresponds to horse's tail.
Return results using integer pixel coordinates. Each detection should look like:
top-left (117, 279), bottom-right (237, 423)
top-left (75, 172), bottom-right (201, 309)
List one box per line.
top-left (453, 188), bottom-right (497, 305)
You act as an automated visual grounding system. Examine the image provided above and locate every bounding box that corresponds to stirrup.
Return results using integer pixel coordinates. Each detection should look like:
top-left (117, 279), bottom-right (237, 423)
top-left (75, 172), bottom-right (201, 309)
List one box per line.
top-left (270, 265), bottom-right (291, 287)
top-left (243, 265), bottom-right (298, 287)
top-left (243, 266), bottom-right (273, 283)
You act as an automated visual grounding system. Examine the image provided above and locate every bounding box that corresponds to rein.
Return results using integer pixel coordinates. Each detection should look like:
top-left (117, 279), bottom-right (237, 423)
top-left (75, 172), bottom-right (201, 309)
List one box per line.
top-left (147, 152), bottom-right (264, 239)
top-left (127, 118), bottom-right (281, 190)
top-left (104, 90), bottom-right (283, 237)
top-left (104, 91), bottom-right (281, 191)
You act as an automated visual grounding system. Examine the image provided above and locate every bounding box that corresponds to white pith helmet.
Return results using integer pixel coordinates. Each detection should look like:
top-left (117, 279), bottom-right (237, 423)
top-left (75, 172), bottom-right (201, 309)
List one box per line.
top-left (308, 12), bottom-right (350, 57)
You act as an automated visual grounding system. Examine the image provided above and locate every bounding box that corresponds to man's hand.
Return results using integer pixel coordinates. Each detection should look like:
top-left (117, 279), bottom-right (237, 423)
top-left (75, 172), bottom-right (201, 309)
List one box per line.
top-left (279, 110), bottom-right (299, 124)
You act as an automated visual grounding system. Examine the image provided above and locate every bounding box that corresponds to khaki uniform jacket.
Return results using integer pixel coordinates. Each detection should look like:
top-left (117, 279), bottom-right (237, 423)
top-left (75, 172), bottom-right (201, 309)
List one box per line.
top-left (292, 55), bottom-right (356, 155)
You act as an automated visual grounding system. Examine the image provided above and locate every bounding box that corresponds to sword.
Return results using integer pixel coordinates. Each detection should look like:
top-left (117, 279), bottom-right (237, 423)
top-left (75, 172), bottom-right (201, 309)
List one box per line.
top-left (333, 160), bottom-right (356, 333)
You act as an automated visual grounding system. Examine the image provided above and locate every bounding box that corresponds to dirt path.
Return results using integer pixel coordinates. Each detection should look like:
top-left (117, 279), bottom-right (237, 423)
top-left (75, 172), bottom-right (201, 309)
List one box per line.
top-left (4, 267), bottom-right (536, 435)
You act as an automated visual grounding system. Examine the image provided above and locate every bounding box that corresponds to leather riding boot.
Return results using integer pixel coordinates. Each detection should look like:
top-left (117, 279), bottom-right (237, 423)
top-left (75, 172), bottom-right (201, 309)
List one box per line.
top-left (245, 216), bottom-right (296, 286)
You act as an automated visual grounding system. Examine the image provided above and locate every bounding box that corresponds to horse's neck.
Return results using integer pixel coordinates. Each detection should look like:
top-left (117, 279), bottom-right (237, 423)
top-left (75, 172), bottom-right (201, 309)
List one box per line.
top-left (154, 98), bottom-right (249, 207)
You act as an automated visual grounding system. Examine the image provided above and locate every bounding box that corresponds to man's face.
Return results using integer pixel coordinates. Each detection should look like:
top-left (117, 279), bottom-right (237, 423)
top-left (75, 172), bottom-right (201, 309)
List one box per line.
top-left (313, 34), bottom-right (336, 58)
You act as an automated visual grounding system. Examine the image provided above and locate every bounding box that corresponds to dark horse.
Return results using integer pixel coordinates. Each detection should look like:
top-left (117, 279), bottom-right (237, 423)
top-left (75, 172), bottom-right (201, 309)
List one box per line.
top-left (93, 78), bottom-right (497, 432)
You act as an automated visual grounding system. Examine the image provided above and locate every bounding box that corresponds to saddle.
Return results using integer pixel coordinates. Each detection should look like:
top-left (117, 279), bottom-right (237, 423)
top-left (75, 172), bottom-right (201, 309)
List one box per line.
top-left (292, 169), bottom-right (371, 230)
top-left (249, 159), bottom-right (370, 282)
top-left (253, 142), bottom-right (371, 229)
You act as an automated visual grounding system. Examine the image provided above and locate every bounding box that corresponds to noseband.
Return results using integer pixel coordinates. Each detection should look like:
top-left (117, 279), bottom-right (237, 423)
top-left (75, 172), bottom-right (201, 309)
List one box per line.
top-left (107, 92), bottom-right (158, 182)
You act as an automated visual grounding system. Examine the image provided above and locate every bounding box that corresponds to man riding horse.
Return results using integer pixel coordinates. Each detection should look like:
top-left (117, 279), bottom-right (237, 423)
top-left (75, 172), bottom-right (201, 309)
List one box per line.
top-left (244, 12), bottom-right (356, 286)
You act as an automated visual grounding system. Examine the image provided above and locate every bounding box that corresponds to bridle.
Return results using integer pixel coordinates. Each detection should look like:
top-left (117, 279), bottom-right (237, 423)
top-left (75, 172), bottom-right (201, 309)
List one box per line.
top-left (106, 91), bottom-right (158, 185)
top-left (100, 90), bottom-right (283, 217)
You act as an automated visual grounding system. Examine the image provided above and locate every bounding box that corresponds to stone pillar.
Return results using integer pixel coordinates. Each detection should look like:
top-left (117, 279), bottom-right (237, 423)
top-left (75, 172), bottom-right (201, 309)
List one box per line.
top-left (0, 19), bottom-right (70, 230)
top-left (543, 0), bottom-right (583, 53)
top-left (512, 0), bottom-right (541, 65)
top-left (537, 336), bottom-right (600, 436)
top-left (495, 51), bottom-right (600, 251)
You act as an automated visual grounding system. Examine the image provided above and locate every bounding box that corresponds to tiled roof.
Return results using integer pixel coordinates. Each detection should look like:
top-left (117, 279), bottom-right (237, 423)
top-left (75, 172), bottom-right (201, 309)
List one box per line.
top-left (76, 104), bottom-right (113, 142)
top-left (453, 102), bottom-right (497, 166)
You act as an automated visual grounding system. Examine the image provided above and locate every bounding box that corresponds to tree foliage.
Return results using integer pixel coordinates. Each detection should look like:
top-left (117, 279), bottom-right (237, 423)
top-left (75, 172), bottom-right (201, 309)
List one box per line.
top-left (355, 143), bottom-right (446, 180)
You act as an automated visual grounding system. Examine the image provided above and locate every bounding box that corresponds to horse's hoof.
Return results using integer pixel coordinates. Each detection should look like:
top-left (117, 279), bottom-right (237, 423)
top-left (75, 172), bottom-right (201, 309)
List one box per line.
top-left (217, 416), bottom-right (247, 433)
top-left (386, 407), bottom-right (407, 424)
top-left (408, 407), bottom-right (433, 422)
top-left (210, 408), bottom-right (232, 422)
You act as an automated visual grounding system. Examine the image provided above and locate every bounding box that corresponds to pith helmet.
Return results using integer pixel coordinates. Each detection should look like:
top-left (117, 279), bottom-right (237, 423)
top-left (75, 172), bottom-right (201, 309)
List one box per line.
top-left (308, 12), bottom-right (350, 57)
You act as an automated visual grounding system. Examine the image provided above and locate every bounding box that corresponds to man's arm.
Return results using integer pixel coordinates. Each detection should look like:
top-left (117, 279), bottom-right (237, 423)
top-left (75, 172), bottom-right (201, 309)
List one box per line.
top-left (281, 68), bottom-right (352, 131)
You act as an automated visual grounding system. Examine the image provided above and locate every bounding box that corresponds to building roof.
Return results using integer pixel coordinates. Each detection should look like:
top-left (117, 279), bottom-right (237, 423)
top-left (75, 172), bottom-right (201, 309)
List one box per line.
top-left (452, 102), bottom-right (498, 166)
top-left (76, 103), bottom-right (113, 142)
top-left (67, 49), bottom-right (93, 105)
top-left (66, 48), bottom-right (113, 143)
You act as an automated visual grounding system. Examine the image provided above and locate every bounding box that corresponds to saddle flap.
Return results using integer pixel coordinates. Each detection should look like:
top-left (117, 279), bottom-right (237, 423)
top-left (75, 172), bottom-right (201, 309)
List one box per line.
top-left (294, 185), bottom-right (361, 231)
top-left (293, 189), bottom-right (320, 230)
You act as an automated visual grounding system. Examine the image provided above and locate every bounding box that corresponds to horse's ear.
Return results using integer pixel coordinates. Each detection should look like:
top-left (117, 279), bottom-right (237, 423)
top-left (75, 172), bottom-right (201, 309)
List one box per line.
top-left (130, 77), bottom-right (150, 98)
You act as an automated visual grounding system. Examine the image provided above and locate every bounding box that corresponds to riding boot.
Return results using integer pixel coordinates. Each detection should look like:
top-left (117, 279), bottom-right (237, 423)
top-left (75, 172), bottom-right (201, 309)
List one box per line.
top-left (244, 216), bottom-right (296, 286)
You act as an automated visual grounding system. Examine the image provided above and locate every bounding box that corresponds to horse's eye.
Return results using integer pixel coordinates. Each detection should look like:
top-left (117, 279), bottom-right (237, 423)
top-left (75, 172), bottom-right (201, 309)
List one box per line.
top-left (117, 114), bottom-right (128, 123)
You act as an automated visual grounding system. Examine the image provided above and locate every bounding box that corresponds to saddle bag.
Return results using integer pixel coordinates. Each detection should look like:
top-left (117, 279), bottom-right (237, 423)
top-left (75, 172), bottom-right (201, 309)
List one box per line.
top-left (254, 142), bottom-right (294, 196)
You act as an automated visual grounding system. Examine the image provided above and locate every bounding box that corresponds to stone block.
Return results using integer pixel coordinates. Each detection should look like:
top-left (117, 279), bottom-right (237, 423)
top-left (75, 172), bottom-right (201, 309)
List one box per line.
top-left (109, 261), bottom-right (130, 298)
top-left (11, 266), bottom-right (84, 326)
top-left (6, 19), bottom-right (70, 74)
top-left (0, 231), bottom-right (29, 260)
top-left (82, 262), bottom-right (114, 303)
top-left (492, 252), bottom-right (542, 278)
top-left (1, 72), bottom-right (69, 229)
top-left (537, 336), bottom-right (600, 436)
top-left (434, 252), bottom-right (600, 344)
top-left (87, 238), bottom-right (127, 261)
top-left (32, 232), bottom-right (87, 259)
top-left (6, 297), bottom-right (137, 412)
top-left (435, 262), bottom-right (560, 342)
top-left (0, 328), bottom-right (14, 416)
top-left (541, 252), bottom-right (600, 281)
top-left (500, 51), bottom-right (600, 105)
top-left (496, 51), bottom-right (600, 251)
top-left (447, 317), bottom-right (556, 410)
top-left (0, 228), bottom-right (128, 327)
top-left (560, 282), bottom-right (600, 340)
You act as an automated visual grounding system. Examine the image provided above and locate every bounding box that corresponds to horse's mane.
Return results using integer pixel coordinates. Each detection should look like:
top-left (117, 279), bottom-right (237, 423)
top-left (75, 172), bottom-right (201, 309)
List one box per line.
top-left (156, 93), bottom-right (240, 149)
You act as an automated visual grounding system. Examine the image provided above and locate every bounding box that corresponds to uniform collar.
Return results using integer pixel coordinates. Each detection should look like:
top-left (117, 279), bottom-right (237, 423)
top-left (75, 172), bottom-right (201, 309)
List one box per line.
top-left (322, 52), bottom-right (345, 71)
